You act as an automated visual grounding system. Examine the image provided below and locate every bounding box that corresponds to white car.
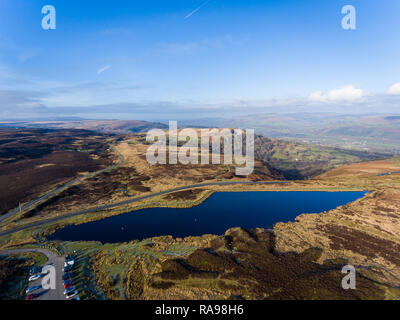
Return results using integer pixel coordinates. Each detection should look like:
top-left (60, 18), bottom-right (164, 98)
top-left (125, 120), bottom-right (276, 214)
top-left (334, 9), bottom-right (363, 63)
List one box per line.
top-left (64, 260), bottom-right (74, 267)
top-left (64, 286), bottom-right (76, 295)
top-left (25, 285), bottom-right (41, 294)
top-left (29, 274), bottom-right (42, 282)
top-left (66, 290), bottom-right (79, 300)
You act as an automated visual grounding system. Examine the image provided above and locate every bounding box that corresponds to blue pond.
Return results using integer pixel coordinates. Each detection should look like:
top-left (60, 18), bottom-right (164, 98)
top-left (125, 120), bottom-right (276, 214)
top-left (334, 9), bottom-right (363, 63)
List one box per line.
top-left (48, 191), bottom-right (365, 243)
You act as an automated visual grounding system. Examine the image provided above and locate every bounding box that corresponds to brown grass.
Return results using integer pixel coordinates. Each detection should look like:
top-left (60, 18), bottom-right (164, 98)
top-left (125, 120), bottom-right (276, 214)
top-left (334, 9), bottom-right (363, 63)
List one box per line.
top-left (317, 158), bottom-right (400, 178)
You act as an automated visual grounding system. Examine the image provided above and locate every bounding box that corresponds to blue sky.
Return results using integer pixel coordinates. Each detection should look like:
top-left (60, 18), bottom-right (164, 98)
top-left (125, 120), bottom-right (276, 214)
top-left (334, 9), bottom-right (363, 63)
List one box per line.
top-left (0, 0), bottom-right (399, 120)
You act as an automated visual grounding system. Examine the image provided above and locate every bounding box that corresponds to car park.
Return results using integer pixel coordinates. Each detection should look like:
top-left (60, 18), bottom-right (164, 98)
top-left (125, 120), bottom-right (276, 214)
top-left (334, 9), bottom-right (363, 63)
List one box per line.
top-left (25, 285), bottom-right (41, 294)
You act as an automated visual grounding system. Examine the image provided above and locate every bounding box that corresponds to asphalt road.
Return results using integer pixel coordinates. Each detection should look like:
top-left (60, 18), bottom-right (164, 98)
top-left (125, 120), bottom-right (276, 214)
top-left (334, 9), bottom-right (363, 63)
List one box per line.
top-left (0, 146), bottom-right (125, 225)
top-left (376, 170), bottom-right (400, 177)
top-left (0, 248), bottom-right (66, 300)
top-left (0, 180), bottom-right (288, 238)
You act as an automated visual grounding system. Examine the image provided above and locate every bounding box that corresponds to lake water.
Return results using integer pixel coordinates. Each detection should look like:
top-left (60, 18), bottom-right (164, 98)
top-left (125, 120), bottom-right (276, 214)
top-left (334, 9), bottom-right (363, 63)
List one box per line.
top-left (48, 191), bottom-right (365, 243)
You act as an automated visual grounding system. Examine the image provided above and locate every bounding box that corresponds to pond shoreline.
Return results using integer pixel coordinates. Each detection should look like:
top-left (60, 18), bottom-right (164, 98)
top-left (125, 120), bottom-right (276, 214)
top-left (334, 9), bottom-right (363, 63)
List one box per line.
top-left (48, 191), bottom-right (366, 244)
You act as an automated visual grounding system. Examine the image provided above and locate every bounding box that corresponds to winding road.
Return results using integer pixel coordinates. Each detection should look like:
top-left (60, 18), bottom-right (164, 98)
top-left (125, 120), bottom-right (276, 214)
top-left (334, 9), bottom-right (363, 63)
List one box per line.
top-left (0, 180), bottom-right (288, 238)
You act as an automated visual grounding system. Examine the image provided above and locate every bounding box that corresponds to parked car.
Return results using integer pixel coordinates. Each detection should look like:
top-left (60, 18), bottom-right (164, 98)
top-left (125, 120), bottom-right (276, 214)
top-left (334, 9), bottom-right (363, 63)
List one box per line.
top-left (29, 266), bottom-right (42, 276)
top-left (62, 265), bottom-right (73, 272)
top-left (64, 256), bottom-right (75, 265)
top-left (63, 279), bottom-right (73, 286)
top-left (64, 286), bottom-right (76, 295)
top-left (25, 293), bottom-right (39, 300)
top-left (64, 260), bottom-right (74, 267)
top-left (62, 273), bottom-right (73, 281)
top-left (66, 290), bottom-right (79, 300)
top-left (64, 283), bottom-right (74, 289)
top-left (29, 274), bottom-right (42, 282)
top-left (71, 296), bottom-right (80, 301)
top-left (25, 285), bottom-right (41, 294)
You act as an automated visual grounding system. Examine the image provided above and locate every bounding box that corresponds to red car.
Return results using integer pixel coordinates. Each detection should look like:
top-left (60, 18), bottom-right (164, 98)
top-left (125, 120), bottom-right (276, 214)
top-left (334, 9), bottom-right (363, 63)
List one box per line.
top-left (64, 283), bottom-right (74, 289)
top-left (25, 293), bottom-right (39, 300)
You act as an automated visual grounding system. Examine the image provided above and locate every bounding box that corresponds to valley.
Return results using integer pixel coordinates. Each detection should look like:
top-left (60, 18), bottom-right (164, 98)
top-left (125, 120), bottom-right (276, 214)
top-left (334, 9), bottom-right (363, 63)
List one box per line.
top-left (0, 123), bottom-right (399, 300)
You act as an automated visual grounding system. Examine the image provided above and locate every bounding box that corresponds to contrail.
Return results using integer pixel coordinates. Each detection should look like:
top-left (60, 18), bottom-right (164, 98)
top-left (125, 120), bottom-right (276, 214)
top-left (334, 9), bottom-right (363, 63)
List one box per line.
top-left (185, 0), bottom-right (213, 19)
top-left (97, 65), bottom-right (110, 75)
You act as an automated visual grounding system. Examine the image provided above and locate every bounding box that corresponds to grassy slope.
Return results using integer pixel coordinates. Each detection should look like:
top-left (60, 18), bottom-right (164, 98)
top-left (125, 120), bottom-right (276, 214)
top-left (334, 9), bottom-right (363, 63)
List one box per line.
top-left (254, 135), bottom-right (390, 179)
top-left (0, 128), bottom-right (116, 216)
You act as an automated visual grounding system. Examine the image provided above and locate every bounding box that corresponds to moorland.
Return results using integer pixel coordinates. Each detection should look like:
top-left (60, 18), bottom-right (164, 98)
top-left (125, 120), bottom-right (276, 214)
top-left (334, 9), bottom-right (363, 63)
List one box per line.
top-left (0, 121), bottom-right (399, 300)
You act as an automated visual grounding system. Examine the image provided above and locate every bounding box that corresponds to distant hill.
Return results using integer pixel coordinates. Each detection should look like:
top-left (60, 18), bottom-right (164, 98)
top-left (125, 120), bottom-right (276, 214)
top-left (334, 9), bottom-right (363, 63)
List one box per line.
top-left (0, 120), bottom-right (168, 134)
top-left (1, 119), bottom-right (391, 180)
top-left (188, 113), bottom-right (400, 154)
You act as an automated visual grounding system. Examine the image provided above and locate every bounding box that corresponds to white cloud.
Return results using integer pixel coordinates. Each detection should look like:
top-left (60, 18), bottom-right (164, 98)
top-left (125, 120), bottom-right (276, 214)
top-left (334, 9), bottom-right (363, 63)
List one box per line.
top-left (328, 86), bottom-right (363, 101)
top-left (309, 85), bottom-right (363, 103)
top-left (308, 91), bottom-right (327, 102)
top-left (388, 82), bottom-right (400, 95)
top-left (97, 65), bottom-right (110, 75)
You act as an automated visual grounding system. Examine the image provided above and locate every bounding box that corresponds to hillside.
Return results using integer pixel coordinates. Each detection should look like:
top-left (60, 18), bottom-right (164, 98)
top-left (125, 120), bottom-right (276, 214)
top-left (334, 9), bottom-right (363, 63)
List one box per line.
top-left (0, 128), bottom-right (117, 216)
top-left (254, 135), bottom-right (390, 179)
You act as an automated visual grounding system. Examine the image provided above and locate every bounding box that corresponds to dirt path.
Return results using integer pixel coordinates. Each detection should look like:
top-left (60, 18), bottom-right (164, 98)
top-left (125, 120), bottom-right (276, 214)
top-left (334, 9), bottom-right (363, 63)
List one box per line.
top-left (0, 248), bottom-right (66, 300)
